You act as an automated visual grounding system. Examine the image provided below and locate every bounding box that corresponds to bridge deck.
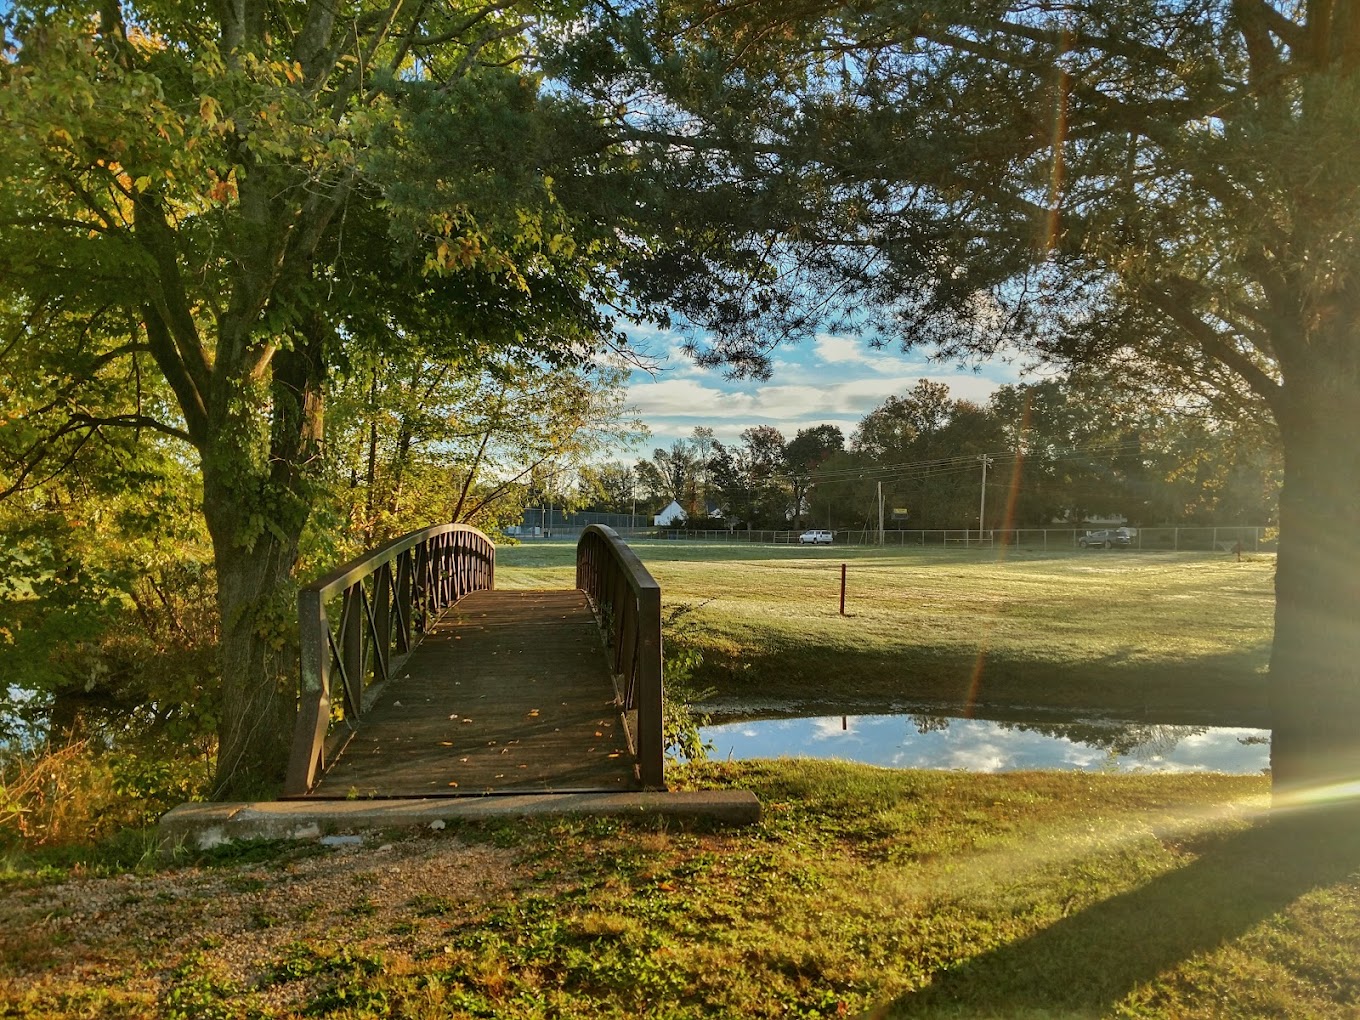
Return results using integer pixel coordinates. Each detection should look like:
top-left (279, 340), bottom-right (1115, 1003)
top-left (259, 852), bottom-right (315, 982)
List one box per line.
top-left (309, 589), bottom-right (637, 797)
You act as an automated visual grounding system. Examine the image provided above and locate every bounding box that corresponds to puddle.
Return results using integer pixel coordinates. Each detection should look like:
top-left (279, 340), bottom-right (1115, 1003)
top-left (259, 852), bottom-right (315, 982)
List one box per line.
top-left (700, 713), bottom-right (1271, 774)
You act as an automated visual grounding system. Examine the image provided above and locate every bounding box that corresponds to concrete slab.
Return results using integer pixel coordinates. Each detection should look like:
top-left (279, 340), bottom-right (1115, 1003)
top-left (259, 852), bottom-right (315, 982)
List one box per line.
top-left (158, 790), bottom-right (761, 852)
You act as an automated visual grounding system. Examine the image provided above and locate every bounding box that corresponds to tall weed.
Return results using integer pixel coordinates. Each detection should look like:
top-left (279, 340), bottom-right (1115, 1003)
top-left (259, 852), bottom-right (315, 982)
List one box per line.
top-left (0, 740), bottom-right (208, 849)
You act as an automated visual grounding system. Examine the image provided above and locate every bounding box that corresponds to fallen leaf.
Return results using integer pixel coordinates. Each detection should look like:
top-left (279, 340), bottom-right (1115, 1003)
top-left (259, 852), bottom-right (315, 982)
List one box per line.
top-left (447, 781), bottom-right (459, 788)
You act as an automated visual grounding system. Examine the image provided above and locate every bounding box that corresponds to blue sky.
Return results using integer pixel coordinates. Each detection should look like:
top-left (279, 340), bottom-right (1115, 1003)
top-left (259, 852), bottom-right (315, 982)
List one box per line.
top-left (618, 323), bottom-right (1026, 455)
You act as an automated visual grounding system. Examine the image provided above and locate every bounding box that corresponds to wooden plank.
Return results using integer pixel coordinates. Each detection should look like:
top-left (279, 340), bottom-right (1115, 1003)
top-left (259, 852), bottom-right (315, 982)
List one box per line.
top-left (309, 589), bottom-right (637, 797)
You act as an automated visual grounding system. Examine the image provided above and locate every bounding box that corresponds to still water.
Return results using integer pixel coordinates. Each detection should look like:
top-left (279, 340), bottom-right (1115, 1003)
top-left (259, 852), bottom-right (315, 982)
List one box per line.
top-left (700, 713), bottom-right (1271, 774)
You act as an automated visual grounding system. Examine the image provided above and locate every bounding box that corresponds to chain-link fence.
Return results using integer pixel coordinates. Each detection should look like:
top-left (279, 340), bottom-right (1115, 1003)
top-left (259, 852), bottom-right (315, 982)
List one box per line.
top-left (517, 525), bottom-right (1276, 551)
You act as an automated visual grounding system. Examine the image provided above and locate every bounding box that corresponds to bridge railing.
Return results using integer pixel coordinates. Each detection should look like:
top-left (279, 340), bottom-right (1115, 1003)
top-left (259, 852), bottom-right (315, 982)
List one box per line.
top-left (576, 525), bottom-right (664, 789)
top-left (284, 523), bottom-right (495, 796)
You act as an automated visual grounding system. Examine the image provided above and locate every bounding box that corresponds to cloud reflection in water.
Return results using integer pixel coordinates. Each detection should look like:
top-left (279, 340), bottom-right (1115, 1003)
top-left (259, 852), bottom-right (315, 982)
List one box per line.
top-left (701, 714), bottom-right (1270, 774)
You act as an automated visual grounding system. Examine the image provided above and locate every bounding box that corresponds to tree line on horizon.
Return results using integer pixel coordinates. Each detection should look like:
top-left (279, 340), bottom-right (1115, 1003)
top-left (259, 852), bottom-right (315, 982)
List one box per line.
top-left (570, 374), bottom-right (1280, 533)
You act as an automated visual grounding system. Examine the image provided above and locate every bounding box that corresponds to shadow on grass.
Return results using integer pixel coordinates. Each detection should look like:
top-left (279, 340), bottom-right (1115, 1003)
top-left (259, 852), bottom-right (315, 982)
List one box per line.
top-left (876, 811), bottom-right (1360, 1018)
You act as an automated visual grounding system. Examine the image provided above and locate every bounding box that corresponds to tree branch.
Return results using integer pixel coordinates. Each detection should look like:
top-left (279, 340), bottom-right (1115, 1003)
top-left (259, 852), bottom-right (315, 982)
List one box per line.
top-left (68, 412), bottom-right (194, 444)
top-left (1142, 281), bottom-right (1284, 416)
top-left (142, 307), bottom-right (209, 444)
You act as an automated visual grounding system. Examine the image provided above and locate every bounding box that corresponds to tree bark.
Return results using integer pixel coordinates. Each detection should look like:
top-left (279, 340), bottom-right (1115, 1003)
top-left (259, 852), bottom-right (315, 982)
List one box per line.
top-left (206, 502), bottom-right (302, 798)
top-left (1269, 370), bottom-right (1360, 803)
top-left (201, 329), bottom-right (326, 799)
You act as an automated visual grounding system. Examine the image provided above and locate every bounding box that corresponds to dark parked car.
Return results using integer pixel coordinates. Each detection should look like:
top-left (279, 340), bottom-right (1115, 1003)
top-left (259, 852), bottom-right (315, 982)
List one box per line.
top-left (1079, 528), bottom-right (1132, 549)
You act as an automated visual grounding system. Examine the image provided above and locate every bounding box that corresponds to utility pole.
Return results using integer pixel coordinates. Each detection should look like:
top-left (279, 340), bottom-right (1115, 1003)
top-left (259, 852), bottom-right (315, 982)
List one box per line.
top-left (978, 454), bottom-right (993, 542)
top-left (544, 466), bottom-right (555, 538)
top-left (877, 480), bottom-right (885, 546)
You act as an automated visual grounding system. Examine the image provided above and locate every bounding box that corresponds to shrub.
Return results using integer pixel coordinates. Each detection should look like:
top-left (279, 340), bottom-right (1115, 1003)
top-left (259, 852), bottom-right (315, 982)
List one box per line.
top-left (0, 740), bottom-right (209, 849)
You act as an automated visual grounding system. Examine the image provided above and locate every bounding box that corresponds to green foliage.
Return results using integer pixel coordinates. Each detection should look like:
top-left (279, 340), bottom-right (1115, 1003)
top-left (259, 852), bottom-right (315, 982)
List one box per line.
top-left (163, 953), bottom-right (247, 1020)
top-left (0, 0), bottom-right (678, 790)
top-left (0, 474), bottom-right (219, 750)
top-left (660, 603), bottom-right (714, 763)
top-left (0, 740), bottom-right (209, 851)
top-left (265, 941), bottom-right (387, 1014)
top-left (181, 837), bottom-right (327, 870)
top-left (319, 354), bottom-right (642, 556)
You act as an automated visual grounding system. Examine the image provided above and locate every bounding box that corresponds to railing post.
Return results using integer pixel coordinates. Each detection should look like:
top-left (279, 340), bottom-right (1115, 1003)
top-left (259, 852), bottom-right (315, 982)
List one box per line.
top-left (414, 540), bottom-right (430, 632)
top-left (395, 549), bottom-right (413, 653)
top-left (374, 561), bottom-right (392, 682)
top-left (341, 584), bottom-right (364, 717)
top-left (284, 589), bottom-right (330, 796)
top-left (611, 568), bottom-right (628, 673)
top-left (618, 591), bottom-right (638, 699)
top-left (636, 583), bottom-right (664, 789)
top-left (457, 535), bottom-right (467, 596)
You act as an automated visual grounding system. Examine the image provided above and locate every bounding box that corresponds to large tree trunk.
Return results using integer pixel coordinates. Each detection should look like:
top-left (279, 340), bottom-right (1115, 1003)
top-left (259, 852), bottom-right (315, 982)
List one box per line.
top-left (1269, 376), bottom-right (1360, 804)
top-left (200, 334), bottom-right (325, 799)
top-left (202, 471), bottom-right (305, 799)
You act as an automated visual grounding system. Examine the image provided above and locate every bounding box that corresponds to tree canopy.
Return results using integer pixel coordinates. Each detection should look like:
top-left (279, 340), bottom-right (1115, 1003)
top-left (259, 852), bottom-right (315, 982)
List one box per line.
top-left (556, 0), bottom-right (1360, 798)
top-left (0, 0), bottom-right (671, 792)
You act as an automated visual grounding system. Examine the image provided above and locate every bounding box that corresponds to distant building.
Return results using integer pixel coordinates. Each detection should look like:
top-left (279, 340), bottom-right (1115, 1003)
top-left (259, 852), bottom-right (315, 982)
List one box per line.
top-left (1050, 512), bottom-right (1130, 527)
top-left (1082, 513), bottom-right (1129, 526)
top-left (653, 500), bottom-right (687, 526)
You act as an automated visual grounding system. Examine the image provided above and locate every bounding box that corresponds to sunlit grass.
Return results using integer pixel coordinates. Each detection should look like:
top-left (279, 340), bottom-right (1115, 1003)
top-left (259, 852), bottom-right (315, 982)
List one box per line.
top-left (498, 542), bottom-right (1275, 725)
top-left (5, 762), bottom-right (1356, 1018)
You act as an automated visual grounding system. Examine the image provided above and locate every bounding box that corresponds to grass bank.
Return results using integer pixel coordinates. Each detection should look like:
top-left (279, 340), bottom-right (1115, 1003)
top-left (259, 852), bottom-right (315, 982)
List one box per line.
top-left (498, 542), bottom-right (1274, 726)
top-left (4, 763), bottom-right (1357, 1018)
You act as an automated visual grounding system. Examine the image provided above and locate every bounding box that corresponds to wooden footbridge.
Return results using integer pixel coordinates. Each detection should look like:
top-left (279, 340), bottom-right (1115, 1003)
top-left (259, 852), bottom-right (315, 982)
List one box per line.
top-left (282, 525), bottom-right (664, 799)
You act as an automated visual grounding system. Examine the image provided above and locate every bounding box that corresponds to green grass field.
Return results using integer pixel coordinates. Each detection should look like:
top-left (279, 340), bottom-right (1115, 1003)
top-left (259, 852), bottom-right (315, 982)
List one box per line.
top-left (3, 546), bottom-right (1349, 1020)
top-left (8, 762), bottom-right (1359, 1019)
top-left (498, 541), bottom-right (1275, 726)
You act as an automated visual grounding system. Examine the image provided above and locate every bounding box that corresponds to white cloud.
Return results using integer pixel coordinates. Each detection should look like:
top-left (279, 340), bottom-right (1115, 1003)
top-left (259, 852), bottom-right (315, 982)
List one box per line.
top-left (628, 378), bottom-right (759, 418)
top-left (626, 371), bottom-right (1011, 445)
top-left (811, 333), bottom-right (876, 366)
top-left (614, 319), bottom-right (1027, 452)
top-left (811, 716), bottom-right (858, 741)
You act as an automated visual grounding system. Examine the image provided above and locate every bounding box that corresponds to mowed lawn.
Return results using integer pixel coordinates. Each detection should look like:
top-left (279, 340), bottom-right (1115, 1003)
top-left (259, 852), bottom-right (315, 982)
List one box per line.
top-left (497, 542), bottom-right (1275, 726)
top-left (9, 763), bottom-right (1359, 1019)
